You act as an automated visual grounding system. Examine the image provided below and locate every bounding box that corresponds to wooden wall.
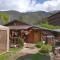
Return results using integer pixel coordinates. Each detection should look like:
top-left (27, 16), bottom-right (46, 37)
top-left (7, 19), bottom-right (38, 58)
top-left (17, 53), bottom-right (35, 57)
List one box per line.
top-left (33, 30), bottom-right (41, 43)
top-left (0, 30), bottom-right (7, 53)
top-left (27, 29), bottom-right (41, 43)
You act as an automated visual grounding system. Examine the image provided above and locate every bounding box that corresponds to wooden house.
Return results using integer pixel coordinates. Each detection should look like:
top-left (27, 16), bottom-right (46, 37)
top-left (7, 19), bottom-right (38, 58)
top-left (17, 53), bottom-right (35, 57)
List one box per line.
top-left (48, 12), bottom-right (60, 26)
top-left (4, 20), bottom-right (55, 46)
top-left (0, 25), bottom-right (9, 53)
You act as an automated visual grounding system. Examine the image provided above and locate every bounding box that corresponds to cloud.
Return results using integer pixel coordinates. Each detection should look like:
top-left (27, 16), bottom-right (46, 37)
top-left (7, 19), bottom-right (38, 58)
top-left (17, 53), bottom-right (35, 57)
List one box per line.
top-left (0, 0), bottom-right (60, 12)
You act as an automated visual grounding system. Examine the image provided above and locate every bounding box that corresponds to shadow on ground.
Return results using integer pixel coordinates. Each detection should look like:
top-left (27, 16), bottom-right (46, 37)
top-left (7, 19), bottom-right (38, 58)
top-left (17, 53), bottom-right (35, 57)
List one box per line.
top-left (16, 53), bottom-right (50, 60)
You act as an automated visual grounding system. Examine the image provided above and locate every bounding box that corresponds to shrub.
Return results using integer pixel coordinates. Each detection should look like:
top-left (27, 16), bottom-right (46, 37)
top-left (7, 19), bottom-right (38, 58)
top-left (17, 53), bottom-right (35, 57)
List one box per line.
top-left (46, 44), bottom-right (52, 52)
top-left (36, 41), bottom-right (43, 48)
top-left (39, 44), bottom-right (52, 53)
top-left (40, 45), bottom-right (49, 53)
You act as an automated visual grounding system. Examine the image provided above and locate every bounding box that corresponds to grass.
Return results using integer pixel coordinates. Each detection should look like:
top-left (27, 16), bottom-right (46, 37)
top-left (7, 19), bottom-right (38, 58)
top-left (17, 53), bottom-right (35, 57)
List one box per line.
top-left (17, 53), bottom-right (50, 60)
top-left (32, 53), bottom-right (50, 60)
top-left (9, 48), bottom-right (21, 53)
top-left (0, 48), bottom-right (21, 60)
top-left (40, 22), bottom-right (60, 29)
top-left (0, 52), bottom-right (12, 60)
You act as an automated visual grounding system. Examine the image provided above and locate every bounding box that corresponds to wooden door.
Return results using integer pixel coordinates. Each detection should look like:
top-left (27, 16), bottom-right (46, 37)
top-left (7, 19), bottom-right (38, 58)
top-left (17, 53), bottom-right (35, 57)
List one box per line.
top-left (28, 30), bottom-right (34, 43)
top-left (34, 30), bottom-right (41, 43)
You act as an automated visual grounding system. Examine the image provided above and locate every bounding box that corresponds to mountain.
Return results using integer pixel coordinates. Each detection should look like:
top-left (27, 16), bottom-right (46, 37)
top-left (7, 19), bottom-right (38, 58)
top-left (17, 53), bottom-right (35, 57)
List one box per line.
top-left (0, 10), bottom-right (52, 25)
top-left (22, 11), bottom-right (52, 24)
top-left (48, 11), bottom-right (60, 26)
top-left (50, 10), bottom-right (60, 14)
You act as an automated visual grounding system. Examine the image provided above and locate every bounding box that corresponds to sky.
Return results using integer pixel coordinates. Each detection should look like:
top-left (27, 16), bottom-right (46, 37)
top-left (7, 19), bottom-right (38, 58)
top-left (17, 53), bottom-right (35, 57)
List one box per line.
top-left (0, 0), bottom-right (60, 12)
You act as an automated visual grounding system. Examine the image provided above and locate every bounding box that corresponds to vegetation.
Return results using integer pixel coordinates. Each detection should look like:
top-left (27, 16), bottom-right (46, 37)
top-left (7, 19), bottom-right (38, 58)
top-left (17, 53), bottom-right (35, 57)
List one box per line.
top-left (36, 41), bottom-right (43, 48)
top-left (0, 48), bottom-right (21, 60)
top-left (40, 21), bottom-right (60, 29)
top-left (0, 37), bottom-right (24, 60)
top-left (17, 53), bottom-right (50, 60)
top-left (32, 53), bottom-right (50, 60)
top-left (39, 44), bottom-right (52, 53)
top-left (36, 41), bottom-right (52, 54)
top-left (0, 13), bottom-right (9, 24)
top-left (9, 48), bottom-right (21, 53)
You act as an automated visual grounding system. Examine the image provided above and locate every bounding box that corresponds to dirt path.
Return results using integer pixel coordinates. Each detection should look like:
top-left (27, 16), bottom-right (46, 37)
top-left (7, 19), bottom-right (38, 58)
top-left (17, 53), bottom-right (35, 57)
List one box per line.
top-left (9, 44), bottom-right (39, 60)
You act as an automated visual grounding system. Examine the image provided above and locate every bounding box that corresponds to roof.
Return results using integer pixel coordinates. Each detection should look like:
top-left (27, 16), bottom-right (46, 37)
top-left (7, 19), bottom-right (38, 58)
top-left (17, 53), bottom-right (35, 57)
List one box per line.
top-left (31, 25), bottom-right (60, 33)
top-left (46, 35), bottom-right (54, 37)
top-left (52, 29), bottom-right (60, 32)
top-left (8, 25), bottom-right (32, 29)
top-left (3, 20), bottom-right (60, 33)
top-left (0, 25), bottom-right (9, 30)
top-left (4, 20), bottom-right (29, 26)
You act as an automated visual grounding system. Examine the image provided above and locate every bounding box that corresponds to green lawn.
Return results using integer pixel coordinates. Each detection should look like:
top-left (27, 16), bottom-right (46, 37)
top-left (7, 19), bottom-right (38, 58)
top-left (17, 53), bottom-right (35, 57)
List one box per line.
top-left (0, 48), bottom-right (21, 60)
top-left (32, 53), bottom-right (50, 60)
top-left (17, 53), bottom-right (50, 60)
top-left (0, 52), bottom-right (12, 60)
top-left (0, 48), bottom-right (50, 60)
top-left (10, 48), bottom-right (21, 53)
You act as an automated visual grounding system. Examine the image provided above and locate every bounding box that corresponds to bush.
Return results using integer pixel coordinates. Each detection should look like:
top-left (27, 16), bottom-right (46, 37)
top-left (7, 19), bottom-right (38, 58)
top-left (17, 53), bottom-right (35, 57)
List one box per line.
top-left (39, 44), bottom-right (52, 53)
top-left (46, 44), bottom-right (52, 52)
top-left (36, 41), bottom-right (43, 48)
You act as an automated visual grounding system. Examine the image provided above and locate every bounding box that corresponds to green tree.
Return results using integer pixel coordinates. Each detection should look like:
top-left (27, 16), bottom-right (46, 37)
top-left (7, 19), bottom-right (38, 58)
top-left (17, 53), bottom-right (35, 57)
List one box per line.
top-left (0, 13), bottom-right (9, 24)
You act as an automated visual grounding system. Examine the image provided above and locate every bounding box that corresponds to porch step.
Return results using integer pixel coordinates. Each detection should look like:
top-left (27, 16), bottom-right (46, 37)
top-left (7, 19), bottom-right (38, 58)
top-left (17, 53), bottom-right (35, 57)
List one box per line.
top-left (24, 43), bottom-right (36, 48)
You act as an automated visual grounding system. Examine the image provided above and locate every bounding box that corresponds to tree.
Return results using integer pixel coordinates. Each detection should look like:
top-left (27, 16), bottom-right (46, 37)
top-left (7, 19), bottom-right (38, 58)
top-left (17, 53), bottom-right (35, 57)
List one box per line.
top-left (0, 13), bottom-right (9, 24)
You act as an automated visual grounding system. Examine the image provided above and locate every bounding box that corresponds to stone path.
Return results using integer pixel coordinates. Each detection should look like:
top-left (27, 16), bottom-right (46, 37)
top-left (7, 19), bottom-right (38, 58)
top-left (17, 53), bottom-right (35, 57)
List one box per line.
top-left (10, 43), bottom-right (39, 60)
top-left (49, 52), bottom-right (60, 60)
top-left (49, 47), bottom-right (60, 60)
top-left (54, 54), bottom-right (60, 60)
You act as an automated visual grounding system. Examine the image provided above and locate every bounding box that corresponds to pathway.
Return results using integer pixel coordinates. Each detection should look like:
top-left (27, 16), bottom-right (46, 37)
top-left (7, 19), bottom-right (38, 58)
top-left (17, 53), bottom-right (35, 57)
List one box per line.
top-left (9, 43), bottom-right (39, 60)
top-left (49, 47), bottom-right (60, 60)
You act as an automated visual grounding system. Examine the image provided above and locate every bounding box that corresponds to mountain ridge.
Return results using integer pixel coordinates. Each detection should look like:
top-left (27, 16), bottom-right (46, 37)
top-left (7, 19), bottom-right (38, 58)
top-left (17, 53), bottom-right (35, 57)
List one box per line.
top-left (0, 10), bottom-right (59, 25)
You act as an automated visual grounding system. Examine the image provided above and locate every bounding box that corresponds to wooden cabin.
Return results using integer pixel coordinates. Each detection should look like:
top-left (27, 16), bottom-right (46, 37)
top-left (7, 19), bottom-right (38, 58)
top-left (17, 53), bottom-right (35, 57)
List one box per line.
top-left (4, 20), bottom-right (31, 46)
top-left (4, 20), bottom-right (42, 46)
top-left (39, 28), bottom-right (55, 45)
top-left (0, 25), bottom-right (9, 53)
top-left (4, 20), bottom-right (56, 46)
top-left (48, 12), bottom-right (60, 26)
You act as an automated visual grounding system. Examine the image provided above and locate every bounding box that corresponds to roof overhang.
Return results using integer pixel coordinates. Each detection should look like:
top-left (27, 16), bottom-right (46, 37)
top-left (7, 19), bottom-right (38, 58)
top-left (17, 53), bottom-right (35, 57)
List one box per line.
top-left (8, 25), bottom-right (32, 29)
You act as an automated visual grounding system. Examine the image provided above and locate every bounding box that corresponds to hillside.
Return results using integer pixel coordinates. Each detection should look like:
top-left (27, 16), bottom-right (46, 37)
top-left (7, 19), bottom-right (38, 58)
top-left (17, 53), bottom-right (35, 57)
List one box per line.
top-left (48, 11), bottom-right (60, 26)
top-left (0, 10), bottom-right (52, 25)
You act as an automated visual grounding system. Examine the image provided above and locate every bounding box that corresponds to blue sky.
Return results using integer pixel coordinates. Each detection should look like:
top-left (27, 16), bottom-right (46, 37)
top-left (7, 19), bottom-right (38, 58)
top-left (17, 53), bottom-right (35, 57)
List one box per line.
top-left (36, 0), bottom-right (48, 3)
top-left (0, 0), bottom-right (60, 12)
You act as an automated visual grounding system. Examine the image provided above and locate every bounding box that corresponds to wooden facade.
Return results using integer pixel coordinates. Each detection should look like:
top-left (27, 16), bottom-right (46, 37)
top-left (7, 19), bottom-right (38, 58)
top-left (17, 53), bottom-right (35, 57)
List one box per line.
top-left (4, 20), bottom-right (56, 46)
top-left (0, 25), bottom-right (9, 53)
top-left (52, 31), bottom-right (60, 46)
top-left (48, 12), bottom-right (60, 26)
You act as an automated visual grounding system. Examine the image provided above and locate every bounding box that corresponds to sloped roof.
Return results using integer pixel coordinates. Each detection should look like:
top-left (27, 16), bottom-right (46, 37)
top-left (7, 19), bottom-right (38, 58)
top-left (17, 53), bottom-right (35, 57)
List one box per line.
top-left (4, 20), bottom-right (29, 26)
top-left (8, 25), bottom-right (32, 29)
top-left (0, 25), bottom-right (9, 30)
top-left (52, 29), bottom-right (60, 32)
top-left (3, 19), bottom-right (60, 33)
